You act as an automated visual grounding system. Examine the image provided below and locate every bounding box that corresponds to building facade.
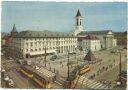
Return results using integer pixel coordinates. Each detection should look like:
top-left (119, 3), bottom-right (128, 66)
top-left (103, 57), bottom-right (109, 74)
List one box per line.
top-left (13, 31), bottom-right (77, 58)
top-left (78, 35), bottom-right (101, 51)
top-left (78, 30), bottom-right (117, 49)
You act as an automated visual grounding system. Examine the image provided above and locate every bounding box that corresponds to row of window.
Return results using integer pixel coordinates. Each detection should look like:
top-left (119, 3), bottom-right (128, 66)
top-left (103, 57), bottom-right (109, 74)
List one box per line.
top-left (25, 38), bottom-right (77, 41)
top-left (26, 46), bottom-right (76, 52)
top-left (26, 41), bottom-right (77, 47)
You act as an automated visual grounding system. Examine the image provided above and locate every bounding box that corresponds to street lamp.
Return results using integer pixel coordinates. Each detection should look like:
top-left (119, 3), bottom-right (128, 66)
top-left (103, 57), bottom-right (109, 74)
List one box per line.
top-left (116, 50), bottom-right (122, 86)
top-left (43, 40), bottom-right (49, 67)
top-left (67, 49), bottom-right (71, 88)
top-left (67, 49), bottom-right (70, 80)
top-left (44, 46), bottom-right (47, 67)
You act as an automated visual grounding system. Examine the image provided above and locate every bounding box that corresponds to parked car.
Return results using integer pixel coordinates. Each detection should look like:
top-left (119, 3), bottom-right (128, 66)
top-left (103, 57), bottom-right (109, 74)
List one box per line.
top-left (69, 52), bottom-right (76, 55)
top-left (7, 79), bottom-right (15, 88)
top-left (123, 47), bottom-right (127, 49)
top-left (50, 55), bottom-right (57, 61)
top-left (1, 52), bottom-right (3, 56)
top-left (9, 57), bottom-right (13, 60)
top-left (110, 50), bottom-right (117, 53)
top-left (4, 75), bottom-right (9, 81)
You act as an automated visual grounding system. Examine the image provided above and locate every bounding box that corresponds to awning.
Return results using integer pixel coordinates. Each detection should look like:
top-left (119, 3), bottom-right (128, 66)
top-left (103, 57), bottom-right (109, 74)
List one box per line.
top-left (29, 50), bottom-right (56, 55)
top-left (36, 67), bottom-right (56, 78)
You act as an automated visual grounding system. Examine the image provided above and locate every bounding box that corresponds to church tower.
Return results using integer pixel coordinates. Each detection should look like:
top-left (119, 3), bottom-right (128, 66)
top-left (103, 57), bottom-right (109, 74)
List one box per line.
top-left (11, 24), bottom-right (18, 36)
top-left (74, 9), bottom-right (84, 35)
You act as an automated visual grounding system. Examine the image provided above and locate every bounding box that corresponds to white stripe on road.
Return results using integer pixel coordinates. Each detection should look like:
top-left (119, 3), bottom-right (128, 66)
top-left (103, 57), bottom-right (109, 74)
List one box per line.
top-left (86, 80), bottom-right (97, 87)
top-left (91, 83), bottom-right (102, 89)
top-left (99, 85), bottom-right (108, 89)
top-left (94, 83), bottom-right (104, 89)
top-left (88, 81), bottom-right (99, 88)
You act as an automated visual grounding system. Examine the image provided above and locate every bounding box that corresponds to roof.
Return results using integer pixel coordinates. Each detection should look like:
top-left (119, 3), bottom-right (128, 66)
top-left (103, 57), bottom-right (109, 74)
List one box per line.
top-left (77, 30), bottom-right (113, 35)
top-left (14, 30), bottom-right (76, 38)
top-left (24, 65), bottom-right (55, 80)
top-left (78, 35), bottom-right (99, 41)
top-left (76, 9), bottom-right (82, 17)
top-left (84, 50), bottom-right (96, 61)
top-left (36, 67), bottom-right (55, 78)
top-left (85, 35), bottom-right (99, 40)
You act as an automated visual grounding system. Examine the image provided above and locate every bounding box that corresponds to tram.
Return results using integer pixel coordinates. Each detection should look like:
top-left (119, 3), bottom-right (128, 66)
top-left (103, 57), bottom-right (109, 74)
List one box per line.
top-left (70, 65), bottom-right (90, 89)
top-left (19, 66), bottom-right (52, 89)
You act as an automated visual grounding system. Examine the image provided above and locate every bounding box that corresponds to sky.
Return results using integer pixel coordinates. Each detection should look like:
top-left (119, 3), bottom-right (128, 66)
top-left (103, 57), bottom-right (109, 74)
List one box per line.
top-left (1, 2), bottom-right (127, 33)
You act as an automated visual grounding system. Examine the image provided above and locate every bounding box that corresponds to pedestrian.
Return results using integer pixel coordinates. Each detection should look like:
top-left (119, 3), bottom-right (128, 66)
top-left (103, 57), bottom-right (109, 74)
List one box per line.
top-left (54, 68), bottom-right (55, 73)
top-left (62, 63), bottom-right (63, 68)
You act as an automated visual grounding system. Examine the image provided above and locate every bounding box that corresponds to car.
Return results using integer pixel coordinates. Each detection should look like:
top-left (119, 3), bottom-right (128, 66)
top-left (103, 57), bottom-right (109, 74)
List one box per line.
top-left (123, 47), bottom-right (127, 49)
top-left (4, 76), bottom-right (9, 81)
top-left (110, 50), bottom-right (116, 53)
top-left (69, 52), bottom-right (76, 55)
top-left (1, 53), bottom-right (3, 56)
top-left (9, 57), bottom-right (13, 60)
top-left (7, 79), bottom-right (15, 88)
top-left (50, 55), bottom-right (57, 60)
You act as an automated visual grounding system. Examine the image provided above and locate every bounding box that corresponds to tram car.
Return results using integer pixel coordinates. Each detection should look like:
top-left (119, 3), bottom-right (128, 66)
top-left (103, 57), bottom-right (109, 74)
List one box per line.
top-left (79, 65), bottom-right (90, 75)
top-left (19, 65), bottom-right (52, 89)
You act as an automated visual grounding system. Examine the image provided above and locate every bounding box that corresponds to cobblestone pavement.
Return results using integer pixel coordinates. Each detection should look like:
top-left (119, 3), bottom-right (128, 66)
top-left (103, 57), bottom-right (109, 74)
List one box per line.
top-left (34, 47), bottom-right (127, 82)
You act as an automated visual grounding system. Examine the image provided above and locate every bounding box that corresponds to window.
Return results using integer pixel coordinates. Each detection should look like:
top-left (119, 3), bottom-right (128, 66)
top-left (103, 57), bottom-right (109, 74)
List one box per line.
top-left (39, 42), bottom-right (41, 46)
top-left (95, 45), bottom-right (96, 50)
top-left (31, 49), bottom-right (33, 52)
top-left (35, 42), bottom-right (37, 46)
top-left (30, 42), bottom-right (33, 46)
top-left (26, 43), bottom-right (28, 47)
top-left (26, 49), bottom-right (28, 52)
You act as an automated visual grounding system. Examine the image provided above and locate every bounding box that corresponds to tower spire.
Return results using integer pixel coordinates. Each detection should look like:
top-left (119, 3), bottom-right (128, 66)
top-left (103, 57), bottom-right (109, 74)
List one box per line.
top-left (11, 24), bottom-right (18, 36)
top-left (11, 24), bottom-right (17, 33)
top-left (76, 9), bottom-right (82, 17)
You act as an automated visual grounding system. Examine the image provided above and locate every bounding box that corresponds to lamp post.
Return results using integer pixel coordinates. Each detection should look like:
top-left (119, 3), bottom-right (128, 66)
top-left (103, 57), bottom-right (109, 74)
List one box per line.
top-left (116, 51), bottom-right (122, 86)
top-left (43, 40), bottom-right (49, 67)
top-left (44, 46), bottom-right (47, 67)
top-left (119, 52), bottom-right (122, 84)
top-left (67, 49), bottom-right (70, 80)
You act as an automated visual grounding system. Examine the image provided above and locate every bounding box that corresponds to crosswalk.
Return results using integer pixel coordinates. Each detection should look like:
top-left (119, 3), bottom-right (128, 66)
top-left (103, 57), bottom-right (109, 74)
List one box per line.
top-left (77, 76), bottom-right (109, 89)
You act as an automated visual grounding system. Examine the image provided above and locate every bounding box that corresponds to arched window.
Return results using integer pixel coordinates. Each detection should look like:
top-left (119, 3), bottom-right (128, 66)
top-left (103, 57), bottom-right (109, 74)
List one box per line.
top-left (80, 21), bottom-right (81, 25)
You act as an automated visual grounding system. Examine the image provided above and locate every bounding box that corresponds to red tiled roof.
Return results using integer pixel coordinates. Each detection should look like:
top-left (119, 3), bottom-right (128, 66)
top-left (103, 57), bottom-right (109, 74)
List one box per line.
top-left (78, 35), bottom-right (99, 41)
top-left (84, 35), bottom-right (99, 40)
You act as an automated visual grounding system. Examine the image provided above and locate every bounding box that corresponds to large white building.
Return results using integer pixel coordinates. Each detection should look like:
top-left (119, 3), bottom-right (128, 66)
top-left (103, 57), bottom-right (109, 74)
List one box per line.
top-left (13, 30), bottom-right (77, 58)
top-left (78, 35), bottom-right (101, 51)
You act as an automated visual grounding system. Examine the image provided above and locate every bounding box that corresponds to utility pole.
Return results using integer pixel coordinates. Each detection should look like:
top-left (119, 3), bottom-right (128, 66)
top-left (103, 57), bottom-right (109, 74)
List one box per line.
top-left (44, 46), bottom-right (47, 67)
top-left (67, 49), bottom-right (71, 88)
top-left (119, 52), bottom-right (122, 83)
top-left (67, 50), bottom-right (70, 80)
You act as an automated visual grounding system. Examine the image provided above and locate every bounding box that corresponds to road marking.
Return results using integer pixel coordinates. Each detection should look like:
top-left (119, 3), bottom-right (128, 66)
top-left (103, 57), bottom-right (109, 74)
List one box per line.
top-left (90, 83), bottom-right (102, 89)
top-left (86, 80), bottom-right (96, 86)
top-left (55, 81), bottom-right (62, 86)
top-left (94, 83), bottom-right (104, 89)
top-left (87, 81), bottom-right (98, 87)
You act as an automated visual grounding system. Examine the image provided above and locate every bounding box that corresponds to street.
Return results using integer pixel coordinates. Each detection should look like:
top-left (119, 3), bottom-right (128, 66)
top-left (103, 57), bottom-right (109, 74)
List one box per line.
top-left (1, 56), bottom-right (37, 88)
